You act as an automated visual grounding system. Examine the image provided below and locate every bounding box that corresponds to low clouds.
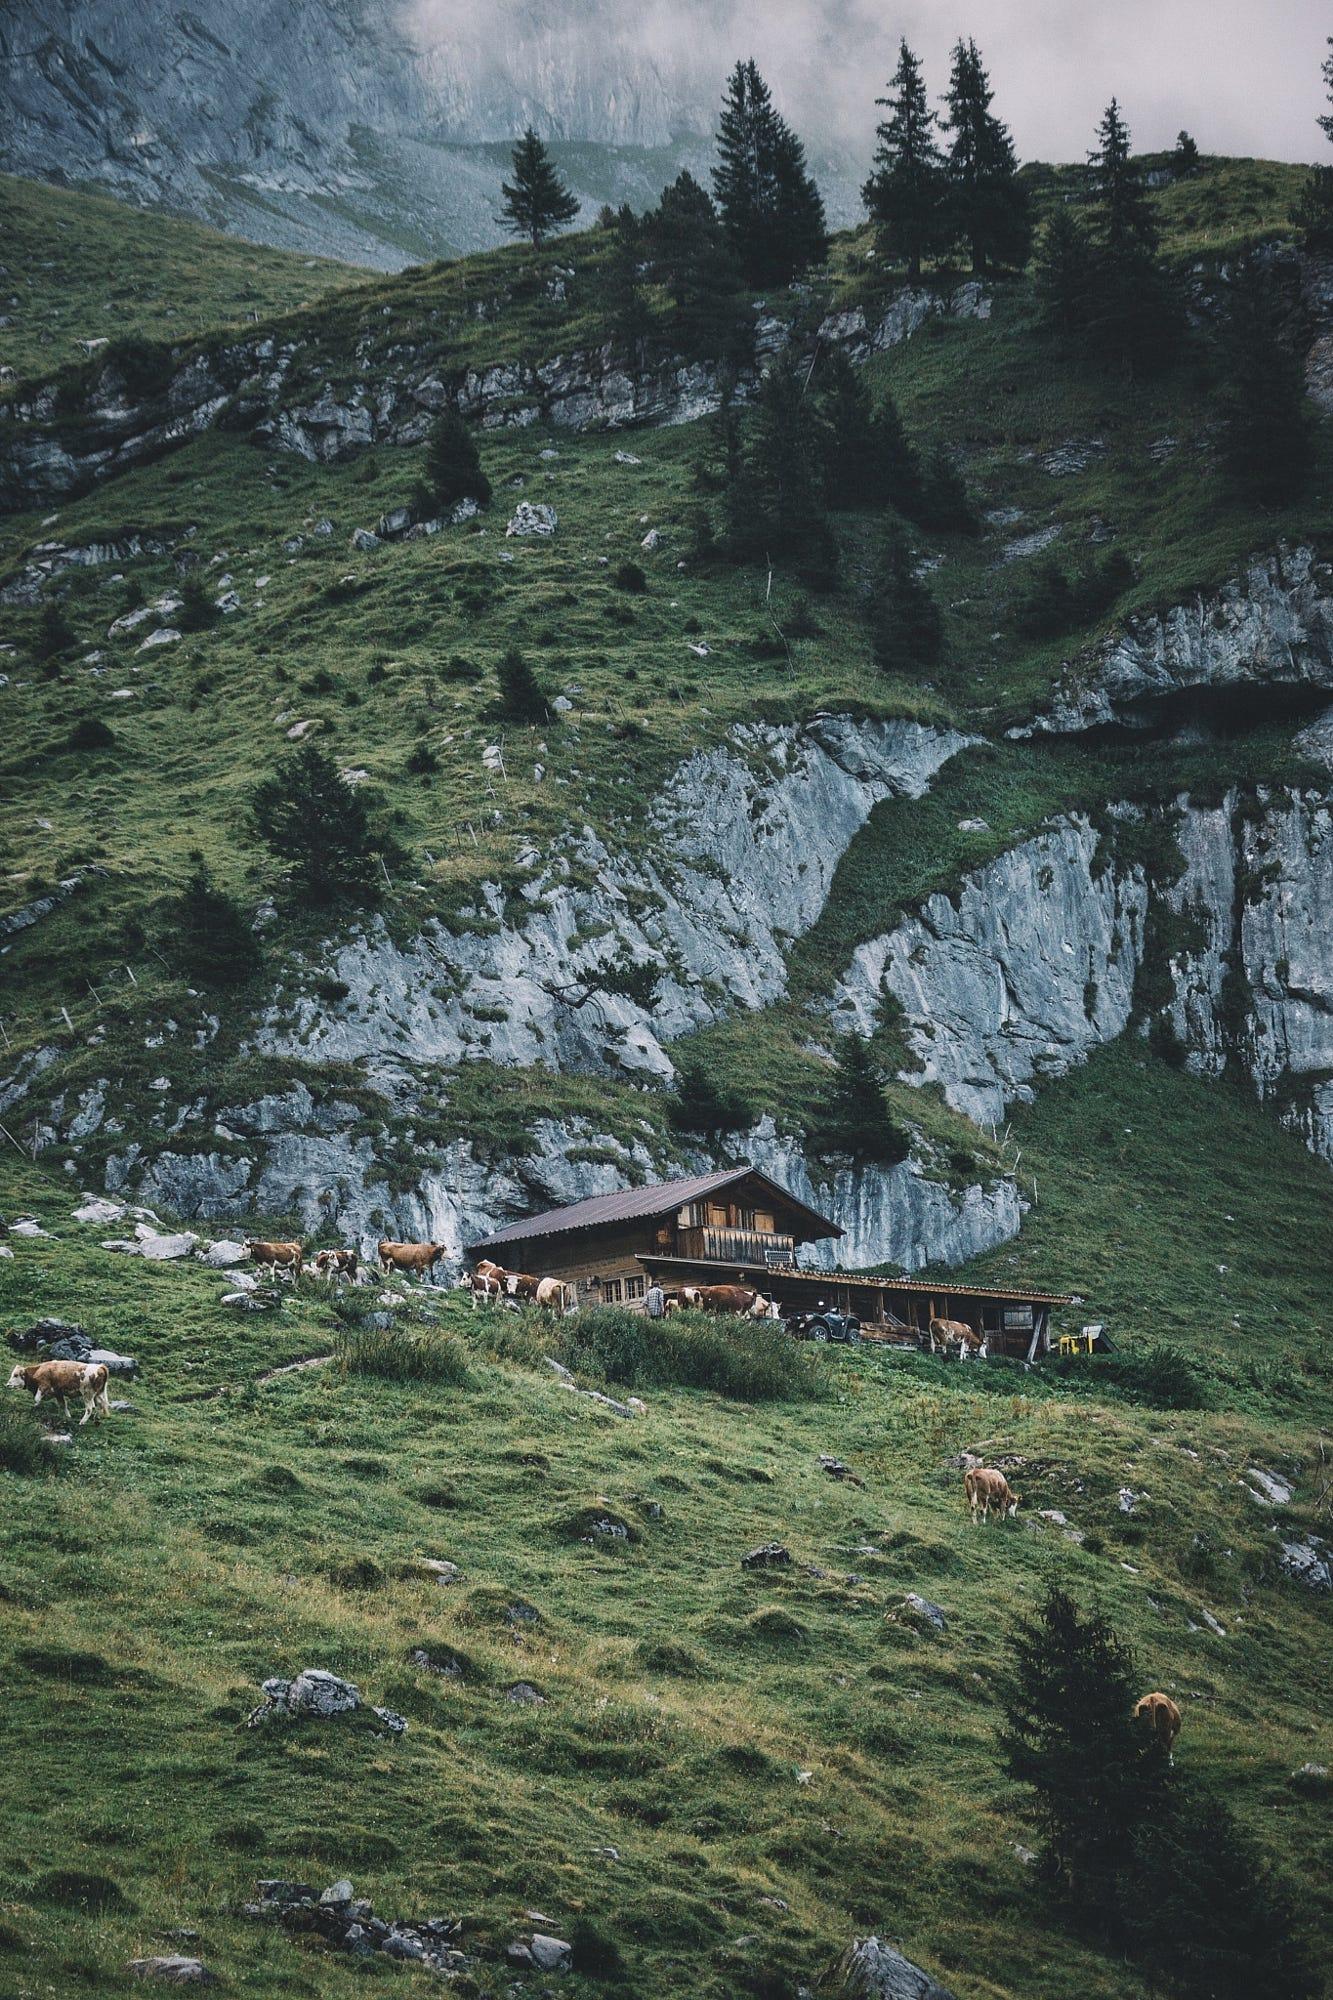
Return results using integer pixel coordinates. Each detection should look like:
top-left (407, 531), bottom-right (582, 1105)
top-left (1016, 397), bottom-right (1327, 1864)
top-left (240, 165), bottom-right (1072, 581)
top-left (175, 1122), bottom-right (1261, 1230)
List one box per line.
top-left (399, 0), bottom-right (1327, 164)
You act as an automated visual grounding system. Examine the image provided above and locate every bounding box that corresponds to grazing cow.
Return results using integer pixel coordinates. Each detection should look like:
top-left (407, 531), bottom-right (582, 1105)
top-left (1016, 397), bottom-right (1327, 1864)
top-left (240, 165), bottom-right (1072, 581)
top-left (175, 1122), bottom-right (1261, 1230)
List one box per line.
top-left (929, 1309), bottom-right (985, 1359)
top-left (679, 1284), bottom-right (769, 1318)
top-left (8, 1360), bottom-right (111, 1427)
top-left (505, 1272), bottom-right (542, 1303)
top-left (1133, 1691), bottom-right (1182, 1761)
top-left (964, 1465), bottom-right (1022, 1524)
top-left (313, 1247), bottom-right (358, 1282)
top-left (467, 1271), bottom-right (504, 1309)
top-left (534, 1276), bottom-right (574, 1314)
top-left (377, 1240), bottom-right (449, 1282)
top-left (246, 1238), bottom-right (303, 1277)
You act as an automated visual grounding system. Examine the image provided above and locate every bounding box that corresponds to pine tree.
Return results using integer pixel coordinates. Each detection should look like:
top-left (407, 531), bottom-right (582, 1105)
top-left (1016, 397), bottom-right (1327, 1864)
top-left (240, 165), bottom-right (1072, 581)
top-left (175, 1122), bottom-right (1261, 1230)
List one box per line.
top-left (645, 172), bottom-right (742, 356)
top-left (862, 41), bottom-right (947, 279)
top-left (424, 409), bottom-right (491, 511)
top-left (818, 350), bottom-right (892, 506)
top-left (1173, 129), bottom-right (1201, 176)
top-left (498, 128), bottom-right (580, 249)
top-left (816, 1036), bottom-right (911, 1163)
top-left (177, 574), bottom-right (219, 632)
top-left (1089, 99), bottom-right (1157, 255)
top-left (869, 524), bottom-right (943, 674)
top-left (724, 360), bottom-right (836, 584)
top-left (916, 444), bottom-right (978, 534)
top-left (172, 856), bottom-right (260, 985)
top-left (495, 646), bottom-right (548, 723)
top-left (1034, 207), bottom-right (1094, 338)
top-left (942, 39), bottom-right (1030, 273)
top-left (604, 205), bottom-right (652, 365)
top-left (250, 744), bottom-right (382, 904)
top-left (1216, 254), bottom-right (1311, 503)
top-left (35, 598), bottom-right (75, 661)
top-left (712, 60), bottom-right (827, 286)
top-left (1000, 1588), bottom-right (1168, 1902)
top-left (669, 1057), bottom-right (751, 1135)
top-left (1292, 38), bottom-right (1333, 249)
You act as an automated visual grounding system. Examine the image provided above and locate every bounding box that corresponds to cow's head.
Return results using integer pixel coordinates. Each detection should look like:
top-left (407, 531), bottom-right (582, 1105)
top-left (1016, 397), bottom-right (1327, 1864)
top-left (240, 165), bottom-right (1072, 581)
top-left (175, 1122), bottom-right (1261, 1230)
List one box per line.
top-left (1006, 1492), bottom-right (1022, 1516)
top-left (6, 1365), bottom-right (27, 1391)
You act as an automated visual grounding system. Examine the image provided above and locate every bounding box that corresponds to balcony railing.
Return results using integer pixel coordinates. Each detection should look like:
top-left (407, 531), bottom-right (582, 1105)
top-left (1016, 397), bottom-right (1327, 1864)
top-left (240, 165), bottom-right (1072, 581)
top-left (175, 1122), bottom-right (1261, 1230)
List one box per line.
top-left (676, 1227), bottom-right (796, 1268)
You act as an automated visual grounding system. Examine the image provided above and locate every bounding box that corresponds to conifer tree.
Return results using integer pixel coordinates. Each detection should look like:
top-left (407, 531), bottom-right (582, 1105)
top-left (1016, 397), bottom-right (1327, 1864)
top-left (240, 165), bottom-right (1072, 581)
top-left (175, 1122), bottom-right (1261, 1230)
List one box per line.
top-left (1089, 98), bottom-right (1157, 255)
top-left (942, 39), bottom-right (1030, 273)
top-left (1173, 129), bottom-right (1201, 175)
top-left (862, 41), bottom-right (947, 278)
top-left (645, 172), bottom-right (741, 355)
top-left (424, 409), bottom-right (492, 511)
top-left (495, 646), bottom-right (548, 723)
top-left (724, 360), bottom-right (837, 584)
top-left (498, 128), bottom-right (579, 248)
top-left (869, 523), bottom-right (942, 674)
top-left (172, 856), bottom-right (260, 985)
top-left (1216, 254), bottom-right (1311, 502)
top-left (603, 205), bottom-right (652, 365)
top-left (816, 1036), bottom-right (911, 1162)
top-left (712, 60), bottom-right (827, 285)
top-left (1034, 207), bottom-right (1094, 338)
top-left (1001, 1588), bottom-right (1167, 1902)
top-left (250, 745), bottom-right (383, 904)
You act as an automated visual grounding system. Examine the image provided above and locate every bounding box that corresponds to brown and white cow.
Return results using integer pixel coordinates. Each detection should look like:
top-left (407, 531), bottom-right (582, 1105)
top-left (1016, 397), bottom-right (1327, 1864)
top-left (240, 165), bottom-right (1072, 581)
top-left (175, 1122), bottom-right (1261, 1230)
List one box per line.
top-left (377, 1240), bottom-right (449, 1281)
top-left (246, 1238), bottom-right (304, 1277)
top-left (504, 1272), bottom-right (542, 1304)
top-left (1133, 1691), bottom-right (1182, 1760)
top-left (466, 1270), bottom-right (505, 1308)
top-left (678, 1284), bottom-right (770, 1318)
top-left (534, 1276), bottom-right (574, 1314)
top-left (7, 1360), bottom-right (111, 1427)
top-left (963, 1465), bottom-right (1021, 1524)
top-left (313, 1247), bottom-right (359, 1282)
top-left (474, 1258), bottom-right (508, 1283)
top-left (929, 1309), bottom-right (986, 1359)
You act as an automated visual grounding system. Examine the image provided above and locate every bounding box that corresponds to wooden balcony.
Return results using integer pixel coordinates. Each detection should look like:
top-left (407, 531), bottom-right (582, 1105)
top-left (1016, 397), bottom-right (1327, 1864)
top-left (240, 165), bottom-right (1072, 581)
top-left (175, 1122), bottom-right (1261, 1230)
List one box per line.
top-left (675, 1226), bottom-right (796, 1268)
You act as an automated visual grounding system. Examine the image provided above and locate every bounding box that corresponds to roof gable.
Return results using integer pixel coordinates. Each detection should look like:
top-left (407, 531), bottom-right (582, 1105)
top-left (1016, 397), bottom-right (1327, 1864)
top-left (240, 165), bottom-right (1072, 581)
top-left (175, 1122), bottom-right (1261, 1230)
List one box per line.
top-left (470, 1163), bottom-right (841, 1251)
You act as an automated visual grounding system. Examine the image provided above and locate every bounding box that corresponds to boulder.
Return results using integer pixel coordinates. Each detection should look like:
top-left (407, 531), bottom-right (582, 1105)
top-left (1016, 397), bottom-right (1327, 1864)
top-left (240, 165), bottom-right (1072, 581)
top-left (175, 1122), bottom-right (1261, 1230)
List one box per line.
top-left (11, 1218), bottom-right (53, 1238)
top-left (248, 1666), bottom-right (407, 1733)
top-left (742, 1542), bottom-right (792, 1571)
top-left (1245, 1467), bottom-right (1294, 1507)
top-left (88, 1347), bottom-right (138, 1378)
top-left (821, 1937), bottom-right (959, 2000)
top-left (901, 1593), bottom-right (948, 1632)
top-left (137, 627), bottom-right (182, 651)
top-left (134, 1226), bottom-right (198, 1261)
top-left (531, 1934), bottom-right (573, 1972)
top-left (72, 1196), bottom-right (126, 1225)
top-left (376, 506), bottom-right (413, 539)
top-left (1279, 1538), bottom-right (1331, 1591)
top-left (506, 501), bottom-right (557, 538)
top-left (199, 1239), bottom-right (247, 1267)
top-left (350, 527), bottom-right (380, 552)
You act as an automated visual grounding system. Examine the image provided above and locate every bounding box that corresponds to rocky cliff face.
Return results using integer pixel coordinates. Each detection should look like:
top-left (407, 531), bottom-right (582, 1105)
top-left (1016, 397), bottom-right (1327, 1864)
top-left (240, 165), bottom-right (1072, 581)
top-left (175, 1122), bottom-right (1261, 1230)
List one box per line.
top-left (0, 282), bottom-right (989, 511)
top-left (1014, 547), bottom-right (1333, 738)
top-left (830, 787), bottom-right (1333, 1162)
top-left (261, 715), bottom-right (973, 1082)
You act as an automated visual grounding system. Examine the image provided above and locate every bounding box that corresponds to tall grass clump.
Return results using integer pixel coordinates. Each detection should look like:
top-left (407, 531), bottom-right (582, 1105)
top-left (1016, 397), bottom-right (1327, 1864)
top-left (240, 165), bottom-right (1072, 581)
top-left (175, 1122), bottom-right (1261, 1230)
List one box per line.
top-left (556, 1306), bottom-right (822, 1402)
top-left (336, 1321), bottom-right (471, 1386)
top-left (0, 1403), bottom-right (62, 1476)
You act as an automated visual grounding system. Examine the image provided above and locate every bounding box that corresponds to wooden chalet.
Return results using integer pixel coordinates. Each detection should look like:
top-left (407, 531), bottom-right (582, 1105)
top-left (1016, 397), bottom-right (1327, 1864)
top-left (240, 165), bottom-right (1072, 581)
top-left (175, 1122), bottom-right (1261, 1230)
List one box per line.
top-left (468, 1164), bottom-right (1072, 1358)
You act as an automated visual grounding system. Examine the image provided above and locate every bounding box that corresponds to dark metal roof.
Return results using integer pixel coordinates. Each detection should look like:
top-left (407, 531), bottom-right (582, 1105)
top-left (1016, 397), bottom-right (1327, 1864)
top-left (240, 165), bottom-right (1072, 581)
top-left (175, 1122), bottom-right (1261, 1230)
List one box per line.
top-left (640, 1254), bottom-right (1074, 1306)
top-left (470, 1165), bottom-right (842, 1251)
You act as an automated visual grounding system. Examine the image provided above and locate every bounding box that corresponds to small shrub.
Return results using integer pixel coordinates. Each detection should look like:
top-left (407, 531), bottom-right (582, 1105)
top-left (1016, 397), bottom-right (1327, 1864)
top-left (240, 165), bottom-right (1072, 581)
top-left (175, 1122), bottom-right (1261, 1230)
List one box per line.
top-left (406, 742), bottom-right (440, 775)
top-left (613, 560), bottom-right (648, 592)
top-left (337, 1324), bottom-right (471, 1386)
top-left (33, 1870), bottom-right (131, 1911)
top-left (424, 409), bottom-right (492, 510)
top-left (1098, 1342), bottom-right (1206, 1410)
top-left (570, 1916), bottom-right (626, 1979)
top-left (35, 599), bottom-right (76, 660)
top-left (329, 1556), bottom-right (386, 1592)
top-left (0, 1405), bottom-right (61, 1476)
top-left (64, 716), bottom-right (117, 753)
top-left (556, 1307), bottom-right (820, 1403)
top-left (493, 646), bottom-right (549, 723)
top-left (177, 575), bottom-right (219, 632)
top-left (441, 654), bottom-right (484, 683)
top-left (169, 858), bottom-right (260, 986)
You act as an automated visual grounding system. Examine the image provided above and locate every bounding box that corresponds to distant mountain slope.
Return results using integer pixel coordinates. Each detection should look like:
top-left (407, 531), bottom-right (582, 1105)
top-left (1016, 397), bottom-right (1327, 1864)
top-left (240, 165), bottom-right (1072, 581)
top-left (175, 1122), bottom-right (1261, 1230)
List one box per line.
top-left (0, 0), bottom-right (859, 266)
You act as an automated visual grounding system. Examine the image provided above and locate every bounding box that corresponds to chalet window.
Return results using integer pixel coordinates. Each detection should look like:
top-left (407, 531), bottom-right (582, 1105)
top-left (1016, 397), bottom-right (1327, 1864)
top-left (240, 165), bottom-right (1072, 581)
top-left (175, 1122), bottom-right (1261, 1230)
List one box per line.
top-left (754, 1210), bottom-right (775, 1234)
top-left (706, 1203), bottom-right (728, 1227)
top-left (624, 1276), bottom-right (645, 1301)
top-left (603, 1278), bottom-right (624, 1303)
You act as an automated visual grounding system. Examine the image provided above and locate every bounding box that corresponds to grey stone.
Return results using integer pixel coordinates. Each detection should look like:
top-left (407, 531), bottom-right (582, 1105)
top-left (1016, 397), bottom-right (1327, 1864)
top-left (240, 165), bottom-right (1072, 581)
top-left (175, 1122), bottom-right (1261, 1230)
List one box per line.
top-left (1245, 1467), bottom-right (1294, 1507)
top-left (199, 1239), bottom-right (247, 1266)
top-left (127, 1959), bottom-right (215, 1986)
top-left (901, 1593), bottom-right (947, 1631)
top-left (530, 1933), bottom-right (573, 1972)
top-left (742, 1542), bottom-right (792, 1571)
top-left (506, 501), bottom-right (557, 537)
top-left (350, 527), bottom-right (380, 552)
top-left (1279, 1538), bottom-right (1331, 1591)
top-left (87, 1347), bottom-right (138, 1377)
top-left (320, 1879), bottom-right (355, 1906)
top-left (823, 1936), bottom-right (959, 2000)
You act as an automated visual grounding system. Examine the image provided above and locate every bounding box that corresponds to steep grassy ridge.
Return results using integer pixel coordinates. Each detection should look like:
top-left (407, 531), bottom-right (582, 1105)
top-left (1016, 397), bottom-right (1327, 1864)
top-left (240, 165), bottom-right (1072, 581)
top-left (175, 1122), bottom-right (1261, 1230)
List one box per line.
top-left (0, 1094), bottom-right (1329, 1998)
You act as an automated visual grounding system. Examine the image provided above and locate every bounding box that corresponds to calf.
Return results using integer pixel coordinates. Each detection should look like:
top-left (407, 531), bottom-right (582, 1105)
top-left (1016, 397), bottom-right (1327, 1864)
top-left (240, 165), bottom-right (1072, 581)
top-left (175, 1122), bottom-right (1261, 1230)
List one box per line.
top-left (467, 1271), bottom-right (504, 1309)
top-left (1133, 1691), bottom-right (1182, 1761)
top-left (964, 1465), bottom-right (1021, 1524)
top-left (8, 1360), bottom-right (111, 1427)
top-left (313, 1247), bottom-right (358, 1282)
top-left (377, 1240), bottom-right (449, 1282)
top-left (246, 1238), bottom-right (303, 1277)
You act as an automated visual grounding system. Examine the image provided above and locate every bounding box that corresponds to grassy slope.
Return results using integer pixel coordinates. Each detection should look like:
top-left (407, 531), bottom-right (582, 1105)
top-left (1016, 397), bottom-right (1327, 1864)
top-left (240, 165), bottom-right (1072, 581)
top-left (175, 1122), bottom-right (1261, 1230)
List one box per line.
top-left (0, 174), bottom-right (363, 383)
top-left (1, 1054), bottom-right (1331, 2000)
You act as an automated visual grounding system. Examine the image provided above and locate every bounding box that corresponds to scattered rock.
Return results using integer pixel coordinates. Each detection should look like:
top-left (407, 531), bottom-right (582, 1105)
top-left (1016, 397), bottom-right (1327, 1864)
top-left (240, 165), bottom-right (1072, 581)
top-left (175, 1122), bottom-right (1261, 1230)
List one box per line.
top-left (11, 1218), bottom-right (53, 1238)
top-left (137, 627), bottom-right (182, 651)
top-left (896, 1593), bottom-right (948, 1632)
top-left (818, 1455), bottom-right (865, 1487)
top-left (411, 1558), bottom-right (463, 1586)
top-left (1289, 1762), bottom-right (1330, 1793)
top-left (506, 1682), bottom-right (546, 1705)
top-left (1245, 1467), bottom-right (1294, 1507)
top-left (199, 1239), bottom-right (247, 1267)
top-left (506, 501), bottom-right (558, 538)
top-left (742, 1542), bottom-right (792, 1571)
top-left (243, 1878), bottom-right (466, 1975)
top-left (1279, 1537), bottom-right (1331, 1591)
top-left (247, 1667), bottom-right (406, 1733)
top-left (999, 524), bottom-right (1062, 564)
top-left (1118, 1488), bottom-right (1141, 1514)
top-left (641, 527), bottom-right (663, 550)
top-left (821, 1936), bottom-right (960, 2000)
top-left (71, 1196), bottom-right (125, 1225)
top-left (957, 816), bottom-right (989, 833)
top-left (350, 527), bottom-right (380, 552)
top-left (614, 450), bottom-right (642, 465)
top-left (1038, 1509), bottom-right (1068, 1527)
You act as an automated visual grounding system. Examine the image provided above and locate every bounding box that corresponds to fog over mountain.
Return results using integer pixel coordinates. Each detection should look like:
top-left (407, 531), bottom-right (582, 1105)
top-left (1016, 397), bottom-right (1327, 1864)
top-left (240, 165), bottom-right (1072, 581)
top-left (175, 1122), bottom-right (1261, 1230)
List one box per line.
top-left (0, 0), bottom-right (1325, 268)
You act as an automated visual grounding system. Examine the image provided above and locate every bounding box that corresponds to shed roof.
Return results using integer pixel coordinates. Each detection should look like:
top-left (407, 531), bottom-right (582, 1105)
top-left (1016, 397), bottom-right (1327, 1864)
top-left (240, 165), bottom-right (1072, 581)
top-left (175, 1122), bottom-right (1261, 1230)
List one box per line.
top-left (470, 1165), bottom-right (841, 1251)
